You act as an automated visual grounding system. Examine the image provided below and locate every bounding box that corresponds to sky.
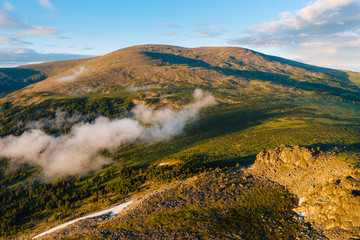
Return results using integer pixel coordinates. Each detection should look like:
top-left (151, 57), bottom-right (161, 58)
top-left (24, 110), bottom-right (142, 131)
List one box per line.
top-left (0, 0), bottom-right (360, 71)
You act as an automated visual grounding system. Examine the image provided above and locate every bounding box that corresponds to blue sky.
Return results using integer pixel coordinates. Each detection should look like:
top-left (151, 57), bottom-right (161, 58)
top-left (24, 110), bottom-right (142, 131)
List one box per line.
top-left (0, 0), bottom-right (360, 71)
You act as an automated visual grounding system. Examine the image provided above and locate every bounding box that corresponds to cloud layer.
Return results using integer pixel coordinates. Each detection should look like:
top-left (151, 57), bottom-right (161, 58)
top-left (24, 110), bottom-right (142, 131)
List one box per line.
top-left (230, 0), bottom-right (360, 70)
top-left (0, 1), bottom-right (59, 66)
top-left (0, 9), bottom-right (23, 28)
top-left (17, 26), bottom-right (58, 37)
top-left (25, 111), bottom-right (82, 130)
top-left (57, 66), bottom-right (88, 82)
top-left (3, 2), bottom-right (15, 11)
top-left (0, 48), bottom-right (92, 67)
top-left (36, 0), bottom-right (54, 10)
top-left (0, 89), bottom-right (216, 178)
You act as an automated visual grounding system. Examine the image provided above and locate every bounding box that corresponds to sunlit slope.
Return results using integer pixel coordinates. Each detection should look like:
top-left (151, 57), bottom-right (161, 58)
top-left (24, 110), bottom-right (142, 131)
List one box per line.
top-left (1, 45), bottom-right (360, 238)
top-left (2, 44), bottom-right (359, 105)
top-left (0, 58), bottom-right (92, 95)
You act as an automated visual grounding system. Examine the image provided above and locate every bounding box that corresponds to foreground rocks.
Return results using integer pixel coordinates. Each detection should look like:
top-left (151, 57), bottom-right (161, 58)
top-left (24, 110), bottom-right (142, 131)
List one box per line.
top-left (20, 146), bottom-right (359, 240)
top-left (28, 167), bottom-right (320, 239)
top-left (248, 145), bottom-right (360, 239)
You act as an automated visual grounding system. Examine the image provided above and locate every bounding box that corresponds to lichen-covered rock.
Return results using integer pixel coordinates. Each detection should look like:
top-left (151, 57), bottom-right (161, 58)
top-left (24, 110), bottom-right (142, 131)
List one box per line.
top-left (248, 145), bottom-right (360, 240)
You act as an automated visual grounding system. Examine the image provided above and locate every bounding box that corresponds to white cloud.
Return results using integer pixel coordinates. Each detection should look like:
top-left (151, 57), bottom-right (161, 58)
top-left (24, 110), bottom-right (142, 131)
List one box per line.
top-left (298, 0), bottom-right (355, 21)
top-left (0, 10), bottom-right (22, 28)
top-left (0, 7), bottom-right (57, 42)
top-left (299, 41), bottom-right (333, 47)
top-left (298, 33), bottom-right (309, 37)
top-left (156, 22), bottom-right (181, 28)
top-left (0, 89), bottom-right (216, 178)
top-left (0, 35), bottom-right (25, 44)
top-left (57, 66), bottom-right (87, 82)
top-left (17, 25), bottom-right (58, 37)
top-left (293, 44), bottom-right (360, 70)
top-left (314, 20), bottom-right (327, 25)
top-left (3, 1), bottom-right (15, 11)
top-left (230, 0), bottom-right (360, 71)
top-left (193, 23), bottom-right (226, 38)
top-left (0, 47), bottom-right (26, 55)
top-left (36, 0), bottom-right (54, 10)
top-left (348, 37), bottom-right (360, 46)
top-left (194, 30), bottom-right (221, 38)
top-left (11, 48), bottom-right (28, 54)
top-left (162, 31), bottom-right (175, 36)
top-left (0, 47), bottom-right (93, 67)
top-left (246, 0), bottom-right (360, 36)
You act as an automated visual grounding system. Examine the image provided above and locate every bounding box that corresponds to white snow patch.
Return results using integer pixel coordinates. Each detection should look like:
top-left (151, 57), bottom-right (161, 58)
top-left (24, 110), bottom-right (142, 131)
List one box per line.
top-left (298, 196), bottom-right (306, 206)
top-left (33, 200), bottom-right (133, 239)
top-left (297, 212), bottom-right (306, 218)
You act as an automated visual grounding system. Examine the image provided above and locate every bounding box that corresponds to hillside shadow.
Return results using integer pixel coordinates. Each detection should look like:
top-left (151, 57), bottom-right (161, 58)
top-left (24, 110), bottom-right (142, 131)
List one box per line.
top-left (202, 155), bottom-right (257, 169)
top-left (0, 68), bottom-right (46, 94)
top-left (254, 51), bottom-right (351, 79)
top-left (232, 48), bottom-right (358, 91)
top-left (304, 142), bottom-right (360, 152)
top-left (132, 104), bottom-right (299, 168)
top-left (143, 51), bottom-right (360, 102)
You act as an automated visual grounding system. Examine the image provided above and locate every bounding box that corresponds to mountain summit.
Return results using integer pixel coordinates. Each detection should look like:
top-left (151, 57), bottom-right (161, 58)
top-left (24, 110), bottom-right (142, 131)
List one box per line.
top-left (1, 44), bottom-right (359, 105)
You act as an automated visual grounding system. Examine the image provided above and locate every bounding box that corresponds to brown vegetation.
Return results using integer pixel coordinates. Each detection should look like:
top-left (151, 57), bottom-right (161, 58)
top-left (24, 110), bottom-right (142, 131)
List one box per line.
top-left (2, 44), bottom-right (360, 105)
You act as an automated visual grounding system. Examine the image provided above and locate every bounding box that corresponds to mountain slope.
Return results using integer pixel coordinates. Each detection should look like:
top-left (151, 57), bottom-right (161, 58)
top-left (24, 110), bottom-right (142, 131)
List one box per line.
top-left (0, 58), bottom-right (93, 95)
top-left (2, 44), bottom-right (360, 105)
top-left (30, 168), bottom-right (323, 240)
top-left (0, 68), bottom-right (46, 95)
top-left (1, 45), bottom-right (360, 239)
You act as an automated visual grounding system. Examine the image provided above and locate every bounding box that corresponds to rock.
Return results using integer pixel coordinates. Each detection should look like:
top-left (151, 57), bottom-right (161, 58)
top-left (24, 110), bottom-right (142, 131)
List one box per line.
top-left (248, 146), bottom-right (360, 240)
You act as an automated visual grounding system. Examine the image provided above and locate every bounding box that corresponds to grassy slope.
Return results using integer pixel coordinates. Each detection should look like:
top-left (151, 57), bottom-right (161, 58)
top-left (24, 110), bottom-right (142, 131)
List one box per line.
top-left (2, 44), bottom-right (360, 105)
top-left (0, 58), bottom-right (92, 95)
top-left (0, 45), bottom-right (360, 238)
top-left (3, 85), bottom-right (359, 238)
top-left (40, 169), bottom-right (323, 240)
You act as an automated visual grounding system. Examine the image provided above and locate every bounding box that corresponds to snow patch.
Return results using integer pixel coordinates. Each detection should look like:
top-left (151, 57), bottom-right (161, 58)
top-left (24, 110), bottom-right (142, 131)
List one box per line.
top-left (297, 212), bottom-right (306, 218)
top-left (33, 200), bottom-right (133, 239)
top-left (298, 196), bottom-right (306, 206)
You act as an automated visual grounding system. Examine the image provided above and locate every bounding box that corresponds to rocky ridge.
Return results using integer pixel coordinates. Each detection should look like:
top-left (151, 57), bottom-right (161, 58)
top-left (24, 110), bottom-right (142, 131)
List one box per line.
top-left (248, 145), bottom-right (360, 239)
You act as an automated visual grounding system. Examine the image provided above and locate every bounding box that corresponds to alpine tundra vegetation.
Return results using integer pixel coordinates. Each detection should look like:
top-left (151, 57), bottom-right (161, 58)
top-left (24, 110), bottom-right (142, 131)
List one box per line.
top-left (0, 45), bottom-right (359, 239)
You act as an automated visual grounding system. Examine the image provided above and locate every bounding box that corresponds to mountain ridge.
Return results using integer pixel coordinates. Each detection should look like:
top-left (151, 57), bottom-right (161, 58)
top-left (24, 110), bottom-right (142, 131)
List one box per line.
top-left (1, 45), bottom-right (360, 239)
top-left (1, 44), bottom-right (360, 105)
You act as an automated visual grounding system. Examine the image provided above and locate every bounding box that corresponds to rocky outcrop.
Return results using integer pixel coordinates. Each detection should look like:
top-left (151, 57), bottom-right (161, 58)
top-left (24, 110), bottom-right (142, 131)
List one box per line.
top-left (248, 145), bottom-right (360, 239)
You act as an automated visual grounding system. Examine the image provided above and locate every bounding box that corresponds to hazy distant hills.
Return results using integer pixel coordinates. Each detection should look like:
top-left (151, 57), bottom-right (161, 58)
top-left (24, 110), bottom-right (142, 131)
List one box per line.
top-left (1, 44), bottom-right (360, 104)
top-left (0, 58), bottom-right (92, 95)
top-left (0, 68), bottom-right (45, 95)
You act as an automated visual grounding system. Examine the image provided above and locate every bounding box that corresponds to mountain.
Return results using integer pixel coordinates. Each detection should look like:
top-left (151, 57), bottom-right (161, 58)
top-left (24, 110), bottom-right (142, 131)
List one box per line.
top-left (1, 44), bottom-right (360, 104)
top-left (0, 45), bottom-right (359, 239)
top-left (0, 58), bottom-right (92, 95)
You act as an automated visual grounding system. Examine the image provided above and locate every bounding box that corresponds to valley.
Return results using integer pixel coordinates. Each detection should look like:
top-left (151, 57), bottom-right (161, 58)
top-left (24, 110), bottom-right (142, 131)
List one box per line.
top-left (0, 45), bottom-right (359, 239)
